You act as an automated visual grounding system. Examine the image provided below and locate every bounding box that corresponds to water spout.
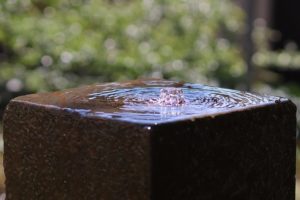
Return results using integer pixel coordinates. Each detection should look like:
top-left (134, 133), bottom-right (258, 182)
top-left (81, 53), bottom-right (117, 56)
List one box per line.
top-left (157, 88), bottom-right (186, 106)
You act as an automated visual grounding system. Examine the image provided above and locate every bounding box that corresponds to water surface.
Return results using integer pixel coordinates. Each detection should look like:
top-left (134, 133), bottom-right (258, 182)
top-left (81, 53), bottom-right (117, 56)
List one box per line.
top-left (61, 80), bottom-right (284, 124)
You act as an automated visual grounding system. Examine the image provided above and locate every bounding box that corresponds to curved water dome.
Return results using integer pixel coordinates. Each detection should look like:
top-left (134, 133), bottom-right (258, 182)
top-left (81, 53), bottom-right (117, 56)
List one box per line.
top-left (13, 79), bottom-right (285, 124)
top-left (77, 80), bottom-right (284, 124)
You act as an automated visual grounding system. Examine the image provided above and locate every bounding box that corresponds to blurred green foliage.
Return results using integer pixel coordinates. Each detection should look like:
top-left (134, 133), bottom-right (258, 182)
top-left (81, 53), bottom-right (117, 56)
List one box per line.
top-left (0, 0), bottom-right (245, 86)
top-left (251, 20), bottom-right (300, 131)
top-left (0, 0), bottom-right (245, 113)
top-left (253, 23), bottom-right (300, 71)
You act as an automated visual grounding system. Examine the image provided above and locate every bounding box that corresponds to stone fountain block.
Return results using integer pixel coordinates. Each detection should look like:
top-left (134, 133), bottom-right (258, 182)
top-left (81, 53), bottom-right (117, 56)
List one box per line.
top-left (3, 80), bottom-right (296, 200)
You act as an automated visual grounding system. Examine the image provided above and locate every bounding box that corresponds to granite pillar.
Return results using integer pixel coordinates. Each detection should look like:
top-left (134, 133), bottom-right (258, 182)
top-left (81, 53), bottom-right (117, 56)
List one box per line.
top-left (3, 80), bottom-right (296, 200)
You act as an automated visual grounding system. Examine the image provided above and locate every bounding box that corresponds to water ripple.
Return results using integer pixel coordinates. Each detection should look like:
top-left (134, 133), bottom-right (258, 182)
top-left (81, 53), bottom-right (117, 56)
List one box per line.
top-left (82, 82), bottom-right (284, 124)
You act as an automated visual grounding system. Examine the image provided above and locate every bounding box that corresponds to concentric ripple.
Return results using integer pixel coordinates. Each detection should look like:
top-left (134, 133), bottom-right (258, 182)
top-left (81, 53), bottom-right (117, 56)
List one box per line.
top-left (81, 82), bottom-right (284, 124)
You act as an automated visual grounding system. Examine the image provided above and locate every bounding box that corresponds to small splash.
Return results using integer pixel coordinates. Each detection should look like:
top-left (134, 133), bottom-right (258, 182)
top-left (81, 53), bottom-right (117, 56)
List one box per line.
top-left (156, 88), bottom-right (186, 106)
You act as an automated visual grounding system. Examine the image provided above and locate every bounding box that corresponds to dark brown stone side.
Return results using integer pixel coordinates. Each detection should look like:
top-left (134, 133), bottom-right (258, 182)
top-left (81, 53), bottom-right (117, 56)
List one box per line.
top-left (4, 100), bottom-right (151, 200)
top-left (151, 101), bottom-right (296, 200)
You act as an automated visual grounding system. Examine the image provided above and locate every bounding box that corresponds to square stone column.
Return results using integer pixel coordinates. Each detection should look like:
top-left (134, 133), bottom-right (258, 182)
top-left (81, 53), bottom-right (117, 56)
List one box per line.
top-left (3, 80), bottom-right (296, 200)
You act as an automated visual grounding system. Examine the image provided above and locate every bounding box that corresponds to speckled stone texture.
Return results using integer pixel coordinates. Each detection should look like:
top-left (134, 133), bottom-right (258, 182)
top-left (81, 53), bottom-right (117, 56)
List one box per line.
top-left (3, 80), bottom-right (297, 200)
top-left (4, 103), bottom-right (151, 200)
top-left (151, 103), bottom-right (296, 200)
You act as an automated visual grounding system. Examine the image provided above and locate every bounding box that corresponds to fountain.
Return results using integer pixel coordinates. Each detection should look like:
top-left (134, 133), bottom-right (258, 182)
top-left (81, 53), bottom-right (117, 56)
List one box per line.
top-left (3, 79), bottom-right (296, 199)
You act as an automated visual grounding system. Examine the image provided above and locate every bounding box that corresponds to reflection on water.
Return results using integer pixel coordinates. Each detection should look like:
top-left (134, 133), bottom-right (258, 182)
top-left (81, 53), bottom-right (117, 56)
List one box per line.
top-left (82, 80), bottom-right (283, 124)
top-left (17, 80), bottom-right (284, 124)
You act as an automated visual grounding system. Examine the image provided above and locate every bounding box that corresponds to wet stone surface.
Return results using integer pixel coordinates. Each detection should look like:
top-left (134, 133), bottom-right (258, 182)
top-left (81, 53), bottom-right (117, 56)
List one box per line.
top-left (11, 79), bottom-right (286, 124)
top-left (3, 79), bottom-right (296, 200)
